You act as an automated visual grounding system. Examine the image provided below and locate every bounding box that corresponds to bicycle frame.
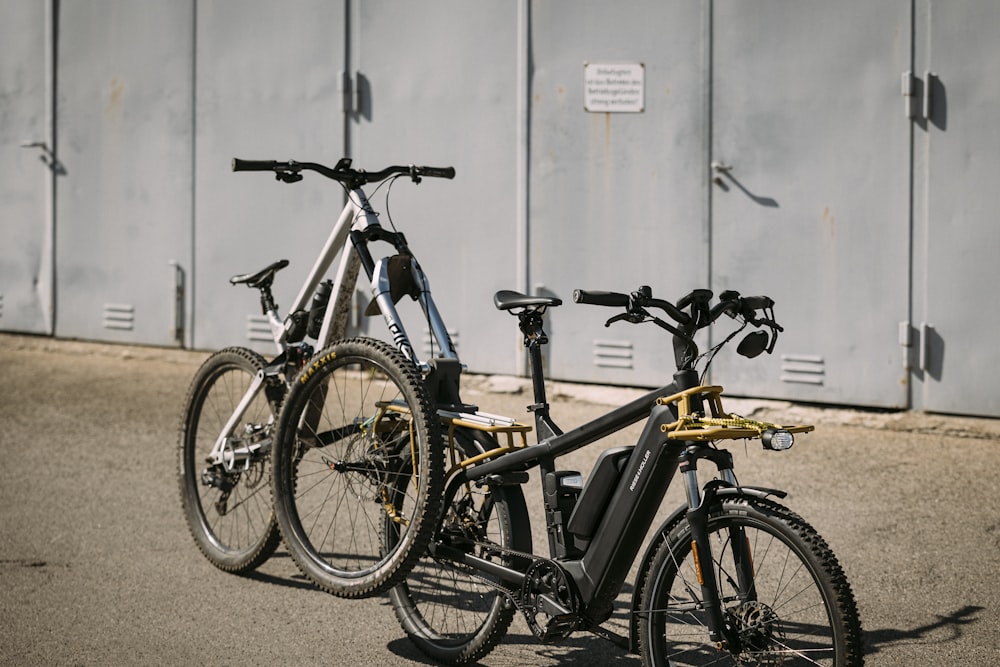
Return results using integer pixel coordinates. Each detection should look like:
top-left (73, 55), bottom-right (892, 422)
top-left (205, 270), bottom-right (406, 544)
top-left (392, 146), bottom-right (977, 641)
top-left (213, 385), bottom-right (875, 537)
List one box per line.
top-left (206, 178), bottom-right (458, 470)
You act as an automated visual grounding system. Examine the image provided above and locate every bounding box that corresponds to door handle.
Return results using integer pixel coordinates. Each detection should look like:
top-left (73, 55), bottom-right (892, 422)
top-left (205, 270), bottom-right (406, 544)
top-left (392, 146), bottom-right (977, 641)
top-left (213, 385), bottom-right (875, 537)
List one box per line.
top-left (711, 161), bottom-right (732, 185)
top-left (21, 140), bottom-right (51, 155)
top-left (22, 140), bottom-right (53, 163)
top-left (21, 140), bottom-right (64, 174)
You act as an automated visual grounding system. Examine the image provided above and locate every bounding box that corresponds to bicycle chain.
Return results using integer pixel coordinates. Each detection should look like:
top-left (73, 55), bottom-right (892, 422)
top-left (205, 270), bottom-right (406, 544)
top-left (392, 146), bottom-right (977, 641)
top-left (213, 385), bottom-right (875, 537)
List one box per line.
top-left (431, 537), bottom-right (538, 614)
top-left (433, 536), bottom-right (585, 639)
top-left (432, 535), bottom-right (641, 648)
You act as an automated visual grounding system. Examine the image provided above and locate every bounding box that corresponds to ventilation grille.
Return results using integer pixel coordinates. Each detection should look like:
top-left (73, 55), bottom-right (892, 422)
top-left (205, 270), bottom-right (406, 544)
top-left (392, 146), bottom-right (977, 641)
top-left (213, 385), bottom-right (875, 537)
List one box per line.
top-left (422, 328), bottom-right (459, 358)
top-left (246, 315), bottom-right (273, 343)
top-left (102, 303), bottom-right (134, 330)
top-left (593, 339), bottom-right (634, 369)
top-left (780, 354), bottom-right (825, 385)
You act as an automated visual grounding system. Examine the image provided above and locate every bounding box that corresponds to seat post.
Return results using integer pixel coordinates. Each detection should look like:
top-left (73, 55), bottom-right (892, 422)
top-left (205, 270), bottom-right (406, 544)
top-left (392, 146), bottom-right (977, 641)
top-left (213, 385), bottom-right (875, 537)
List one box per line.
top-left (518, 309), bottom-right (561, 439)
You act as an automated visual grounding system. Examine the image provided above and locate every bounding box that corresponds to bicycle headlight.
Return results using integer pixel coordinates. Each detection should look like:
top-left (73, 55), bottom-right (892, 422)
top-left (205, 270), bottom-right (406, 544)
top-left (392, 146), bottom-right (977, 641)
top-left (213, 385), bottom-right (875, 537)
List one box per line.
top-left (761, 428), bottom-right (794, 451)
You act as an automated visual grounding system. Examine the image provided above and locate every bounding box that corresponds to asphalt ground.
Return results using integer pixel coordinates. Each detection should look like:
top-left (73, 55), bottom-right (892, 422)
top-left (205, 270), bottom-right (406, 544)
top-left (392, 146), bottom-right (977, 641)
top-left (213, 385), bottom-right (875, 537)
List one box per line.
top-left (1, 333), bottom-right (998, 666)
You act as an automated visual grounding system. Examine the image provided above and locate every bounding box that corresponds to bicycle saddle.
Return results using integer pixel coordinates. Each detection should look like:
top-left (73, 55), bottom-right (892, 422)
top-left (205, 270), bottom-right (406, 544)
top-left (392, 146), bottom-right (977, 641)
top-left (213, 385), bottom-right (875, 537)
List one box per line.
top-left (229, 259), bottom-right (290, 288)
top-left (493, 290), bottom-right (562, 311)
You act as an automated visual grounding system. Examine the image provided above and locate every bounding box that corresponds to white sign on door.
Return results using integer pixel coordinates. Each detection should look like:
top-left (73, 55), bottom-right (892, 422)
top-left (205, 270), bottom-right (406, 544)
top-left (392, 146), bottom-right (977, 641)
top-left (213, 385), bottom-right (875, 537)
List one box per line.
top-left (584, 62), bottom-right (645, 113)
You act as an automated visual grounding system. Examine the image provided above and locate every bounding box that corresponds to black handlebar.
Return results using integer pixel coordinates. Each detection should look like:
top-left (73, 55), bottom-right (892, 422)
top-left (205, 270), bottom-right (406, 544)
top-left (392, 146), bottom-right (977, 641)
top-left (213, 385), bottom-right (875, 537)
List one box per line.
top-left (231, 157), bottom-right (455, 188)
top-left (574, 288), bottom-right (692, 326)
top-left (574, 286), bottom-right (781, 334)
top-left (574, 285), bottom-right (782, 369)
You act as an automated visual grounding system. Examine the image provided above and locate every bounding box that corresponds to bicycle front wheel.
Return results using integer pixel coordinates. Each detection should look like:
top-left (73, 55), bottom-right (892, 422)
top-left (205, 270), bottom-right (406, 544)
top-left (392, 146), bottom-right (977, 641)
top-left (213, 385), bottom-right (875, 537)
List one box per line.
top-left (638, 497), bottom-right (863, 667)
top-left (271, 337), bottom-right (444, 598)
top-left (178, 347), bottom-right (281, 573)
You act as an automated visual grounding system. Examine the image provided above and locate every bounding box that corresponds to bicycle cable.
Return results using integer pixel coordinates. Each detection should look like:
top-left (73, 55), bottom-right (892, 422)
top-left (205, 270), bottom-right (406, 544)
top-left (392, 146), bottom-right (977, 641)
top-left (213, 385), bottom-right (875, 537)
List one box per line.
top-left (384, 174), bottom-right (442, 359)
top-left (695, 319), bottom-right (749, 384)
top-left (381, 173), bottom-right (404, 234)
top-left (345, 173), bottom-right (439, 359)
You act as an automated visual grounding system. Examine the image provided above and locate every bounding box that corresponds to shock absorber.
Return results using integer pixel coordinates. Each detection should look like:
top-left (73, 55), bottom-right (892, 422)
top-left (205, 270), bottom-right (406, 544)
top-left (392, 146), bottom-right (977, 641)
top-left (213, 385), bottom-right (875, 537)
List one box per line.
top-left (307, 280), bottom-right (333, 339)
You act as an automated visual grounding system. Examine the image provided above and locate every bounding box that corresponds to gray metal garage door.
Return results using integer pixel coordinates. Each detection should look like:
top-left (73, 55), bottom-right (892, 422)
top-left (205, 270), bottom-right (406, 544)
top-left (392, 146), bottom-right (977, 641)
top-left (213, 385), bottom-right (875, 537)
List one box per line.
top-left (347, 1), bottom-right (522, 374)
top-left (192, 0), bottom-right (347, 352)
top-left (55, 1), bottom-right (194, 346)
top-left (0, 1), bottom-right (52, 335)
top-left (708, 1), bottom-right (912, 409)
top-left (528, 1), bottom-right (709, 387)
top-left (914, 1), bottom-right (1000, 417)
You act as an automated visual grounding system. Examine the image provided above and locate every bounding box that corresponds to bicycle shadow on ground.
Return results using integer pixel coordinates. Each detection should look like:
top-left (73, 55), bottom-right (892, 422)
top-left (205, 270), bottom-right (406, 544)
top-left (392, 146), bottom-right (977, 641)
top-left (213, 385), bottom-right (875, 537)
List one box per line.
top-left (238, 558), bottom-right (985, 662)
top-left (862, 604), bottom-right (984, 657)
top-left (387, 632), bottom-right (641, 666)
top-left (242, 551), bottom-right (321, 592)
top-left (387, 605), bottom-right (987, 665)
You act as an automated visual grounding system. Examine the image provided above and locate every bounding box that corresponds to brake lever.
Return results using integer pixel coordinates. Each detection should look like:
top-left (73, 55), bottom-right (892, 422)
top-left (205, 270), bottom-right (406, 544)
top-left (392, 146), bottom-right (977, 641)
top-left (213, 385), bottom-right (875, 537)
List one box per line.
top-left (604, 313), bottom-right (629, 328)
top-left (605, 311), bottom-right (648, 327)
top-left (759, 317), bottom-right (784, 333)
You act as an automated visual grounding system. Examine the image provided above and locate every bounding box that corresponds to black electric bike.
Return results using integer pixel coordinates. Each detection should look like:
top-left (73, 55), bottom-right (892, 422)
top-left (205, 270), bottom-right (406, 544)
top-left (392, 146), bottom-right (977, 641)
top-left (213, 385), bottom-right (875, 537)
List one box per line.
top-left (380, 286), bottom-right (864, 666)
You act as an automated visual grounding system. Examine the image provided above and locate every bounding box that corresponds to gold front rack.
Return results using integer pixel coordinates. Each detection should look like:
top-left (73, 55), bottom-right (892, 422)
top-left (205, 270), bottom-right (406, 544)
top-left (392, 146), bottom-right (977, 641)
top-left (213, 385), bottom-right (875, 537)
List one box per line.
top-left (656, 385), bottom-right (814, 442)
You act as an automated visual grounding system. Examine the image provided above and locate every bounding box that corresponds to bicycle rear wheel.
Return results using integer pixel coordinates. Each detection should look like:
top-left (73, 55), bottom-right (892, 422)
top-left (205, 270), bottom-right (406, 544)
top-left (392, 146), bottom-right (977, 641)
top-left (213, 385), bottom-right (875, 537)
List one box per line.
top-left (389, 428), bottom-right (531, 665)
top-left (271, 337), bottom-right (444, 598)
top-left (178, 347), bottom-right (281, 573)
top-left (638, 497), bottom-right (863, 667)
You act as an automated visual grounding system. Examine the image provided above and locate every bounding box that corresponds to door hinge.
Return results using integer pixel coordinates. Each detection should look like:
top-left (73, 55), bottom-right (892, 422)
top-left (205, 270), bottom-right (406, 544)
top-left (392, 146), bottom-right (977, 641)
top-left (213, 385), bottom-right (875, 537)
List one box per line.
top-left (340, 71), bottom-right (363, 114)
top-left (169, 260), bottom-right (185, 346)
top-left (919, 322), bottom-right (934, 373)
top-left (901, 71), bottom-right (916, 119)
top-left (899, 321), bottom-right (912, 370)
top-left (923, 71), bottom-right (937, 123)
top-left (901, 321), bottom-right (935, 372)
top-left (339, 71), bottom-right (353, 114)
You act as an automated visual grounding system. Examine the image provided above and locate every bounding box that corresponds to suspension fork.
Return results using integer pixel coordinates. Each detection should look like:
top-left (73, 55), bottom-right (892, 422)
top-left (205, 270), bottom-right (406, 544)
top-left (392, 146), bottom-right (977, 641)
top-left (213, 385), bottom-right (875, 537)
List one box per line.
top-left (680, 445), bottom-right (754, 653)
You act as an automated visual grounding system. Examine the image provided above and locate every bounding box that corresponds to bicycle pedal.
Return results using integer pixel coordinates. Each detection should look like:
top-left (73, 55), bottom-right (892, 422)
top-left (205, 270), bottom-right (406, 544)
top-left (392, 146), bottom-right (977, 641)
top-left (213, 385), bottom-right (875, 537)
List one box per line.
top-left (539, 613), bottom-right (580, 643)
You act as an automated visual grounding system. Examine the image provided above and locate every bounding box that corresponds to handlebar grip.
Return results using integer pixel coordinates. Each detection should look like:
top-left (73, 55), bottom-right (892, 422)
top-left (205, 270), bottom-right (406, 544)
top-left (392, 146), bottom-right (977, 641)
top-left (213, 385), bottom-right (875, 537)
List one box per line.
top-left (232, 158), bottom-right (283, 172)
top-left (573, 290), bottom-right (630, 307)
top-left (415, 166), bottom-right (456, 179)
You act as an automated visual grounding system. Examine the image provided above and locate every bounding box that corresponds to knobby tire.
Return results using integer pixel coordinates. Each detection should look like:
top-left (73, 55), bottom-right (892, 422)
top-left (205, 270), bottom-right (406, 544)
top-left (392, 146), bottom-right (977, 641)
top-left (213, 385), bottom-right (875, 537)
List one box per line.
top-left (178, 347), bottom-right (281, 573)
top-left (271, 337), bottom-right (444, 598)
